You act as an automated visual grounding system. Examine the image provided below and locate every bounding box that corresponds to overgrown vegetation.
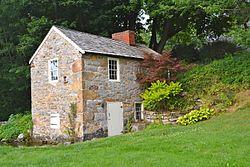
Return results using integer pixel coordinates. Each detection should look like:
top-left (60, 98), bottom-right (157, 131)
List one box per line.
top-left (0, 114), bottom-right (32, 141)
top-left (177, 107), bottom-right (214, 125)
top-left (65, 103), bottom-right (77, 142)
top-left (0, 106), bottom-right (250, 166)
top-left (178, 51), bottom-right (250, 112)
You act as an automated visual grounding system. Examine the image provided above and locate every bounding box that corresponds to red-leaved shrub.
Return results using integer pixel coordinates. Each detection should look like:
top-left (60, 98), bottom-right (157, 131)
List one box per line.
top-left (137, 52), bottom-right (185, 86)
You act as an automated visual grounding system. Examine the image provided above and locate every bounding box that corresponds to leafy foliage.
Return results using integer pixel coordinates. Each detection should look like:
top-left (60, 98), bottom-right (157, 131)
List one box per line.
top-left (0, 0), bottom-right (248, 121)
top-left (0, 114), bottom-right (32, 141)
top-left (0, 0), bottom-right (143, 120)
top-left (141, 81), bottom-right (183, 111)
top-left (143, 0), bottom-right (248, 53)
top-left (178, 51), bottom-right (250, 112)
top-left (177, 107), bottom-right (214, 125)
top-left (137, 53), bottom-right (185, 86)
top-left (172, 41), bottom-right (241, 64)
top-left (228, 25), bottom-right (250, 48)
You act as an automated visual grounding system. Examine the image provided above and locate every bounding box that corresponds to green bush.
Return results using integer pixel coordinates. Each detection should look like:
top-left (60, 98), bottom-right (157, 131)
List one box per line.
top-left (0, 113), bottom-right (32, 141)
top-left (177, 107), bottom-right (214, 125)
top-left (141, 81), bottom-right (183, 111)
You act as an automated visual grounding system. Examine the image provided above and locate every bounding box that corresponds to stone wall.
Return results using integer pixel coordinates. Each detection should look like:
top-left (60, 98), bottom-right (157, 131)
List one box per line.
top-left (82, 54), bottom-right (143, 139)
top-left (144, 111), bottom-right (184, 124)
top-left (31, 30), bottom-right (84, 141)
top-left (31, 30), bottom-right (144, 142)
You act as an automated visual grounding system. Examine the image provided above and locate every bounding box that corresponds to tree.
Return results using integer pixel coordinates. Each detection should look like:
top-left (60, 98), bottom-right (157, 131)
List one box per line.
top-left (0, 0), bottom-right (144, 120)
top-left (144, 0), bottom-right (249, 53)
top-left (111, 0), bottom-right (144, 32)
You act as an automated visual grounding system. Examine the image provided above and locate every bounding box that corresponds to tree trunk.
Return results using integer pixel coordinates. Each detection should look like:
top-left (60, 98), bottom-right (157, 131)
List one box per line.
top-left (155, 21), bottom-right (184, 53)
top-left (149, 18), bottom-right (158, 50)
top-left (52, 0), bottom-right (58, 20)
top-left (128, 13), bottom-right (137, 31)
top-left (156, 21), bottom-right (171, 53)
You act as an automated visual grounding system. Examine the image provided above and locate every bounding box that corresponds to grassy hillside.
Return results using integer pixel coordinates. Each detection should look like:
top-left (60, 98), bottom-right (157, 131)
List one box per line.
top-left (178, 51), bottom-right (250, 112)
top-left (1, 106), bottom-right (250, 167)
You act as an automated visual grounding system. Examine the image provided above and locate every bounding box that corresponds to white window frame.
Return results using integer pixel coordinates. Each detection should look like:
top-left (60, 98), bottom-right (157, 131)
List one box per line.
top-left (134, 102), bottom-right (144, 121)
top-left (48, 58), bottom-right (59, 83)
top-left (108, 57), bottom-right (120, 82)
top-left (50, 113), bottom-right (60, 129)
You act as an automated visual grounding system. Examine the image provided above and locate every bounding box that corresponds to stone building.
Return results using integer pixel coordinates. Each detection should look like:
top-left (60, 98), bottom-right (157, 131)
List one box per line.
top-left (29, 26), bottom-right (158, 141)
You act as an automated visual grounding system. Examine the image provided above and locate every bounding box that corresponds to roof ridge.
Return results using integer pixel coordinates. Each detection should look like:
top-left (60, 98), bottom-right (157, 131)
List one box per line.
top-left (54, 25), bottom-right (132, 46)
top-left (29, 25), bottom-right (145, 64)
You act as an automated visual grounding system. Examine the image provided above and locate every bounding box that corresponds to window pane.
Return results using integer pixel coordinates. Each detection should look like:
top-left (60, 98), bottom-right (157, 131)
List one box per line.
top-left (135, 103), bottom-right (142, 120)
top-left (50, 59), bottom-right (58, 81)
top-left (136, 111), bottom-right (141, 120)
top-left (108, 59), bottom-right (118, 80)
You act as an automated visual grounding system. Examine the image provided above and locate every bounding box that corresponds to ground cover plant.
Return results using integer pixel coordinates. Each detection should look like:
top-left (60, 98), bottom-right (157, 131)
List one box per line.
top-left (177, 107), bottom-right (214, 125)
top-left (0, 106), bottom-right (249, 167)
top-left (178, 51), bottom-right (250, 112)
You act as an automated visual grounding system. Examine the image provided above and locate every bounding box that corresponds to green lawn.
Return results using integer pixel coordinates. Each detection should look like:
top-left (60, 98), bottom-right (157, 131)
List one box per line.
top-left (1, 107), bottom-right (250, 167)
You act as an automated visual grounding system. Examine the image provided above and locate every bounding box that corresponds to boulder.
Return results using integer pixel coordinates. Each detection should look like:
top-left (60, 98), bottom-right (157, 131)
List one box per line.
top-left (17, 133), bottom-right (25, 142)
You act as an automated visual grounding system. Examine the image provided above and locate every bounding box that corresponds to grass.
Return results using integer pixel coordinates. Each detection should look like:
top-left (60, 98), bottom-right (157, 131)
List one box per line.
top-left (0, 106), bottom-right (250, 167)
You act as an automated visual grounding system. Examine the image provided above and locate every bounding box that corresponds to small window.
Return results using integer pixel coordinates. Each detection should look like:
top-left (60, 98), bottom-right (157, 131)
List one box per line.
top-left (50, 114), bottom-right (60, 129)
top-left (49, 59), bottom-right (58, 82)
top-left (135, 103), bottom-right (143, 121)
top-left (108, 58), bottom-right (120, 81)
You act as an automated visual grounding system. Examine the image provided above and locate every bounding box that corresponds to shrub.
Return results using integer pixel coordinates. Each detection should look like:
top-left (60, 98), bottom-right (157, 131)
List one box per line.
top-left (137, 53), bottom-right (185, 86)
top-left (141, 81), bottom-right (183, 111)
top-left (177, 107), bottom-right (214, 125)
top-left (0, 113), bottom-right (32, 141)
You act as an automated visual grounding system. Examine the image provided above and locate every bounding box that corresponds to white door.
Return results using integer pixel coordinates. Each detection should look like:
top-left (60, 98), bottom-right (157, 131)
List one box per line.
top-left (107, 102), bottom-right (123, 136)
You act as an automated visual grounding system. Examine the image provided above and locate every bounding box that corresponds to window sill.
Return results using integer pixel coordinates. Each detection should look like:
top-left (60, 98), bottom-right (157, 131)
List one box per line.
top-left (48, 80), bottom-right (59, 85)
top-left (109, 79), bottom-right (120, 82)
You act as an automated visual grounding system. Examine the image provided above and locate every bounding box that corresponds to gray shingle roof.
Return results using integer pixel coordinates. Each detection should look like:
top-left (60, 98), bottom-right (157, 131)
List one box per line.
top-left (56, 26), bottom-right (144, 59)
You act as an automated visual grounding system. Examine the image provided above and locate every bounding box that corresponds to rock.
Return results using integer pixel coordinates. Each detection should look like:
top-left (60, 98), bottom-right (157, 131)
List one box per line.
top-left (193, 106), bottom-right (201, 110)
top-left (169, 118), bottom-right (178, 122)
top-left (132, 123), bottom-right (146, 132)
top-left (180, 91), bottom-right (188, 97)
top-left (1, 138), bottom-right (7, 143)
top-left (17, 133), bottom-right (25, 142)
top-left (64, 142), bottom-right (71, 145)
top-left (132, 125), bottom-right (139, 132)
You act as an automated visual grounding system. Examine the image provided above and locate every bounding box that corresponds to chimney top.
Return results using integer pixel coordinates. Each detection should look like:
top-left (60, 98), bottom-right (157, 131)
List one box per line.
top-left (112, 30), bottom-right (136, 46)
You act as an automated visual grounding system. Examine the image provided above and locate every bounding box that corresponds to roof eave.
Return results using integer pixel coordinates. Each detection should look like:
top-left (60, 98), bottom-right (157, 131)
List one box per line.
top-left (84, 50), bottom-right (144, 59)
top-left (28, 26), bottom-right (85, 64)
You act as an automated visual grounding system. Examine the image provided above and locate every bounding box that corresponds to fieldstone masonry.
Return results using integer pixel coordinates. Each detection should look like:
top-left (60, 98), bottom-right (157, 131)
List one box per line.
top-left (31, 30), bottom-right (84, 141)
top-left (31, 29), bottom-right (143, 141)
top-left (83, 54), bottom-right (142, 138)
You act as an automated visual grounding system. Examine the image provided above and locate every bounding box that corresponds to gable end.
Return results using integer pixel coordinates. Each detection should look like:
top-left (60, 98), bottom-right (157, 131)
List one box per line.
top-left (29, 26), bottom-right (85, 64)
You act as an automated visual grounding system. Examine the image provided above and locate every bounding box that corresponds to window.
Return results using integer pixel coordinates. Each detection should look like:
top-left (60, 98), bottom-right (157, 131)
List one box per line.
top-left (50, 114), bottom-right (60, 129)
top-left (108, 58), bottom-right (120, 81)
top-left (135, 103), bottom-right (143, 121)
top-left (49, 59), bottom-right (58, 82)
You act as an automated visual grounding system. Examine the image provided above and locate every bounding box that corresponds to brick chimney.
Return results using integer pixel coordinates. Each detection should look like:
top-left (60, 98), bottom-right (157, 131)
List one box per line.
top-left (112, 30), bottom-right (136, 46)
